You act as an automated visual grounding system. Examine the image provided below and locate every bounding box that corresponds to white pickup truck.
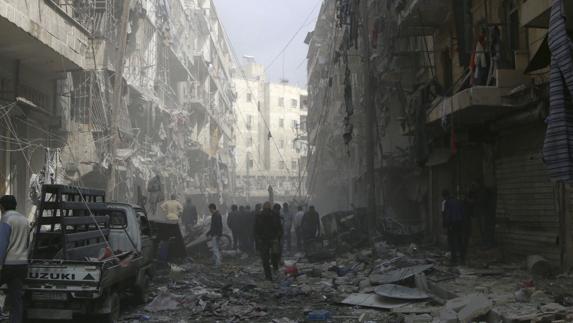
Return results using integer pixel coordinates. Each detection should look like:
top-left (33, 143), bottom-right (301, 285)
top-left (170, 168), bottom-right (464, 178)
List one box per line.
top-left (24, 185), bottom-right (154, 322)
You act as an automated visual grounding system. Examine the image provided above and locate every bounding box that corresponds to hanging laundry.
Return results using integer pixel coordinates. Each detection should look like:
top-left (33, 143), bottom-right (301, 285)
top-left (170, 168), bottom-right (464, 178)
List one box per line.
top-left (543, 0), bottom-right (573, 182)
top-left (450, 126), bottom-right (458, 156)
top-left (470, 31), bottom-right (488, 86)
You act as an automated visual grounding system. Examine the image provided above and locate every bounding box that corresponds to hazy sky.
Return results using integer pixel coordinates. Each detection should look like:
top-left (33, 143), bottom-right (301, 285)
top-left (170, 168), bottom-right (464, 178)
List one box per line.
top-left (213, 0), bottom-right (321, 87)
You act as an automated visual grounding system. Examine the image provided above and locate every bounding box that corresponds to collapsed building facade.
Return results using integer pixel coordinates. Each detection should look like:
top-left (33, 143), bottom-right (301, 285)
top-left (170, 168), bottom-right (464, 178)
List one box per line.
top-left (0, 0), bottom-right (237, 217)
top-left (307, 0), bottom-right (573, 269)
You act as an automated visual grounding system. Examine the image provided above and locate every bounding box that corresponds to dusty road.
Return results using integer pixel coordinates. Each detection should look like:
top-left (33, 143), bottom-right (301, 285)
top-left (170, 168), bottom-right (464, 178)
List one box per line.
top-left (117, 242), bottom-right (573, 323)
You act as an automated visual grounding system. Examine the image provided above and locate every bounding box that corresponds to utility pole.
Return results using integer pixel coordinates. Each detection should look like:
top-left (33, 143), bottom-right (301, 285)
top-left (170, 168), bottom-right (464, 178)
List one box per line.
top-left (360, 0), bottom-right (377, 248)
top-left (107, 0), bottom-right (131, 200)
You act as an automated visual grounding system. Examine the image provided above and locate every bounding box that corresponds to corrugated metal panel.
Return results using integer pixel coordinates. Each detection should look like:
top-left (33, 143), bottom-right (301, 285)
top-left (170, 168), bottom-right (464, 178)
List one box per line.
top-left (496, 128), bottom-right (560, 263)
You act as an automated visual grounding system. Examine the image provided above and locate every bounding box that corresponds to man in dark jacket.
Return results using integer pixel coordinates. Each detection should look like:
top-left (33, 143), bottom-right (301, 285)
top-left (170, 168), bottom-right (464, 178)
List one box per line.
top-left (243, 205), bottom-right (256, 253)
top-left (301, 206), bottom-right (320, 251)
top-left (442, 190), bottom-right (466, 265)
top-left (254, 202), bottom-right (283, 280)
top-left (206, 204), bottom-right (223, 267)
top-left (272, 203), bottom-right (283, 268)
top-left (227, 205), bottom-right (240, 250)
top-left (182, 197), bottom-right (198, 233)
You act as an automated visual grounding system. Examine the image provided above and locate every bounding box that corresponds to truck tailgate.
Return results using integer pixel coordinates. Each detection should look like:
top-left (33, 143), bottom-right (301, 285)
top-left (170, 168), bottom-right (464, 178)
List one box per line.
top-left (26, 261), bottom-right (103, 291)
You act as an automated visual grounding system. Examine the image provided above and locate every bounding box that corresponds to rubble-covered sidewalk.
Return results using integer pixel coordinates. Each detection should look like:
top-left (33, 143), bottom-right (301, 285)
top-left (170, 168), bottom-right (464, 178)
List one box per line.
top-left (120, 242), bottom-right (573, 323)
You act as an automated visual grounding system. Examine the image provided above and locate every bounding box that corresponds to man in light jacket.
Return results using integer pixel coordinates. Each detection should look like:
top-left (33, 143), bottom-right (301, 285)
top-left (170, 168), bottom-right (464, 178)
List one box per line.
top-left (0, 195), bottom-right (29, 323)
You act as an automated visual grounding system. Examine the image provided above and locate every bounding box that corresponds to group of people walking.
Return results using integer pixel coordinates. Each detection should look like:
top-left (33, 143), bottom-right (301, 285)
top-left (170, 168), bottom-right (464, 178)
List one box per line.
top-left (223, 202), bottom-right (321, 281)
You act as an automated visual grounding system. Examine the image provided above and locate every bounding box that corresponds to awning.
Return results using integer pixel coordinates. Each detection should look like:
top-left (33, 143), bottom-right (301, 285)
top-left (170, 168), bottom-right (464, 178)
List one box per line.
top-left (524, 33), bottom-right (549, 74)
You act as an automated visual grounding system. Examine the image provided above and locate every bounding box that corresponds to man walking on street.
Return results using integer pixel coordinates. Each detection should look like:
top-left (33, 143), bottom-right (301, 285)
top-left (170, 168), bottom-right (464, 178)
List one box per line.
top-left (206, 204), bottom-right (223, 267)
top-left (254, 202), bottom-right (282, 281)
top-left (244, 205), bottom-right (256, 253)
top-left (281, 202), bottom-right (293, 253)
top-left (0, 195), bottom-right (29, 323)
top-left (147, 172), bottom-right (164, 216)
top-left (442, 189), bottom-right (466, 265)
top-left (272, 203), bottom-right (283, 268)
top-left (294, 206), bottom-right (305, 251)
top-left (158, 194), bottom-right (186, 259)
top-left (301, 206), bottom-right (320, 252)
top-left (160, 194), bottom-right (183, 222)
top-left (227, 205), bottom-right (240, 250)
top-left (182, 196), bottom-right (198, 233)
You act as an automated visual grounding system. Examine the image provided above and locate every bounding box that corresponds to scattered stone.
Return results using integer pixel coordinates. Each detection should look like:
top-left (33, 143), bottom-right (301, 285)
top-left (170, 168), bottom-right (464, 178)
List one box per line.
top-left (540, 303), bottom-right (566, 314)
top-left (359, 279), bottom-right (371, 290)
top-left (145, 289), bottom-right (179, 312)
top-left (404, 313), bottom-right (432, 323)
top-left (514, 288), bottom-right (532, 303)
top-left (527, 255), bottom-right (552, 277)
top-left (438, 308), bottom-right (458, 323)
top-left (457, 294), bottom-right (493, 323)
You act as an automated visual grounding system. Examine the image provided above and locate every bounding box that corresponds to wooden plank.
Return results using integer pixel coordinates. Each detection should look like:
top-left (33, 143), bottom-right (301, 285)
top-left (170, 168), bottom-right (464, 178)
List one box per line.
top-left (42, 185), bottom-right (106, 198)
top-left (42, 202), bottom-right (108, 211)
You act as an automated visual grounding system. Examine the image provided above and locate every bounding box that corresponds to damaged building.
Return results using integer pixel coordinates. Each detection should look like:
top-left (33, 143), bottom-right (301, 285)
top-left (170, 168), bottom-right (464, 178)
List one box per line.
top-left (0, 0), bottom-right (238, 217)
top-left (233, 59), bottom-right (309, 204)
top-left (306, 0), bottom-right (573, 270)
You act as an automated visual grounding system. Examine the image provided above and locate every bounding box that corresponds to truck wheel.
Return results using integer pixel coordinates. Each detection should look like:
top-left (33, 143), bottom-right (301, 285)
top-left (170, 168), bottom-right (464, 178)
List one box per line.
top-left (102, 292), bottom-right (120, 323)
top-left (134, 272), bottom-right (150, 304)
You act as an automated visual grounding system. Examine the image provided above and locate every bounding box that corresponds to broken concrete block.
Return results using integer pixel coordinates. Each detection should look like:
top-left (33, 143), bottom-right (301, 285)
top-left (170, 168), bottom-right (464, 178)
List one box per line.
top-left (457, 294), bottom-right (493, 323)
top-left (527, 255), bottom-right (552, 277)
top-left (404, 313), bottom-right (432, 323)
top-left (437, 308), bottom-right (458, 323)
top-left (540, 303), bottom-right (566, 314)
top-left (514, 288), bottom-right (532, 303)
top-left (359, 279), bottom-right (371, 289)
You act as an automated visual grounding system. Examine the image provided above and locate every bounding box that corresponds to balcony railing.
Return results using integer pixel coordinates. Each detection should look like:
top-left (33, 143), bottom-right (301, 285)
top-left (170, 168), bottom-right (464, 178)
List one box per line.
top-left (46, 0), bottom-right (117, 39)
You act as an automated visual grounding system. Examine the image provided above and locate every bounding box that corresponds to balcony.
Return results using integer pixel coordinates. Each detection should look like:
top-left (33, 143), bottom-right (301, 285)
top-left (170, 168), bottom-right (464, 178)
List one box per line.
top-left (396, 0), bottom-right (450, 37)
top-left (0, 0), bottom-right (90, 72)
top-left (427, 69), bottom-right (532, 125)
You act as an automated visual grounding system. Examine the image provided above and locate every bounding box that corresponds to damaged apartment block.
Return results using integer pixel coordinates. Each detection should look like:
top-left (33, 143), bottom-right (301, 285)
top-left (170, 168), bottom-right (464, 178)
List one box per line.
top-left (0, 0), bottom-right (237, 217)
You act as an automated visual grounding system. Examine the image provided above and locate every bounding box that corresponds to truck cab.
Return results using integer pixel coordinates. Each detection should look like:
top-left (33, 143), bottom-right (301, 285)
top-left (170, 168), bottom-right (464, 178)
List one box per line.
top-left (24, 185), bottom-right (154, 322)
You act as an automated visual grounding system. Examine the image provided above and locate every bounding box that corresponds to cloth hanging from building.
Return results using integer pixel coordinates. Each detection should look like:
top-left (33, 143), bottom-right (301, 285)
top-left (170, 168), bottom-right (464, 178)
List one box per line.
top-left (543, 0), bottom-right (573, 182)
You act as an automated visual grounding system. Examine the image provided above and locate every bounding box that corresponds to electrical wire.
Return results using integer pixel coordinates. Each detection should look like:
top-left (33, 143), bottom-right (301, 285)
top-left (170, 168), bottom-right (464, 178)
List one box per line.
top-left (264, 0), bottom-right (323, 73)
top-left (225, 29), bottom-right (298, 179)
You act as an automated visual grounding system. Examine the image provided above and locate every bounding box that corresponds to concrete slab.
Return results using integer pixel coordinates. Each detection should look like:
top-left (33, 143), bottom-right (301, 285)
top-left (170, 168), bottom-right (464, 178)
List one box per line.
top-left (369, 264), bottom-right (434, 285)
top-left (341, 293), bottom-right (411, 310)
top-left (375, 284), bottom-right (430, 300)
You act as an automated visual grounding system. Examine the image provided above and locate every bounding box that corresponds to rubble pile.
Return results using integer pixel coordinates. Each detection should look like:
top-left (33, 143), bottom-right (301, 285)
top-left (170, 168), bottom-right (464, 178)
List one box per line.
top-left (121, 242), bottom-right (573, 322)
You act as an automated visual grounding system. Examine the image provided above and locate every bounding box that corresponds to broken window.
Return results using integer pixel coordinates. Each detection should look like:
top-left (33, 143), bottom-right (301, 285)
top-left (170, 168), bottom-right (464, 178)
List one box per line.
top-left (300, 96), bottom-right (308, 110)
top-left (300, 115), bottom-right (307, 131)
top-left (278, 97), bottom-right (285, 107)
top-left (291, 99), bottom-right (298, 108)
